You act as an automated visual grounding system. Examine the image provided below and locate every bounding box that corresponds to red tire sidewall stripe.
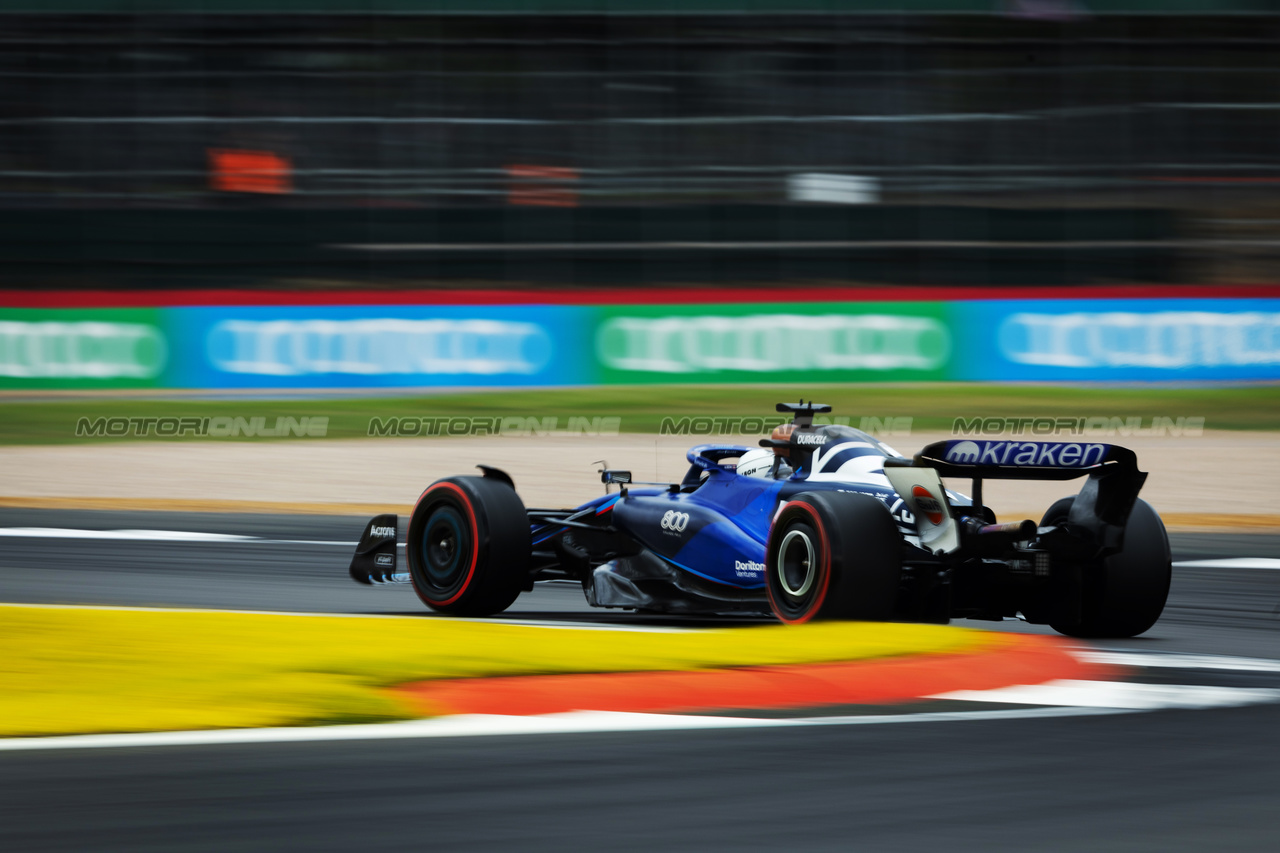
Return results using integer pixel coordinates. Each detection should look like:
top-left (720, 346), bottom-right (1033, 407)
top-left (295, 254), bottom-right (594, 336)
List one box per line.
top-left (767, 500), bottom-right (831, 625)
top-left (410, 481), bottom-right (481, 608)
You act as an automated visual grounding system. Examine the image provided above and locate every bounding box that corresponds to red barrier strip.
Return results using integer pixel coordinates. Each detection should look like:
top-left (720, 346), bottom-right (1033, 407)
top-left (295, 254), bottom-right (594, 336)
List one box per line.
top-left (395, 633), bottom-right (1104, 717)
top-left (2, 285), bottom-right (1278, 309)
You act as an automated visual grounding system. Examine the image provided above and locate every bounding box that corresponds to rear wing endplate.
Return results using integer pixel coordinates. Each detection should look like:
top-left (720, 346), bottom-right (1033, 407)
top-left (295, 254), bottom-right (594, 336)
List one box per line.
top-left (886, 440), bottom-right (1148, 556)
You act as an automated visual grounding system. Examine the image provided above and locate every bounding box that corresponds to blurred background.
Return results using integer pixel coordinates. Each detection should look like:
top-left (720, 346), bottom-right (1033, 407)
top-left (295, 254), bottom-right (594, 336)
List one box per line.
top-left (1, 0), bottom-right (1278, 393)
top-left (1, 1), bottom-right (1279, 292)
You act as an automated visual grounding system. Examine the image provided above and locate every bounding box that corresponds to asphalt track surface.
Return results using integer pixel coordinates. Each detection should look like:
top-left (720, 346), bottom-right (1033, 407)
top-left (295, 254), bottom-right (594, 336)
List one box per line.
top-left (2, 508), bottom-right (1279, 852)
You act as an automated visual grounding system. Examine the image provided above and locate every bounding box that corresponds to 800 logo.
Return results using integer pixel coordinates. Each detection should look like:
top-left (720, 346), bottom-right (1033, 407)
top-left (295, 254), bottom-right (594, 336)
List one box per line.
top-left (660, 510), bottom-right (691, 534)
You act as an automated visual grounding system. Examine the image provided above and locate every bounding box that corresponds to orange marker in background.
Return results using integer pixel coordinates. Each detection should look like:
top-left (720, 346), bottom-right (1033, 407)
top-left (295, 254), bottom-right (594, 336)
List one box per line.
top-left (208, 148), bottom-right (293, 194)
top-left (507, 164), bottom-right (578, 207)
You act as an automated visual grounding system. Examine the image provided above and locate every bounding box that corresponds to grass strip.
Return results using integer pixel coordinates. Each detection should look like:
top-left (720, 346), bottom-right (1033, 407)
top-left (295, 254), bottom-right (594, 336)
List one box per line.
top-left (0, 605), bottom-right (991, 738)
top-left (1, 383), bottom-right (1277, 445)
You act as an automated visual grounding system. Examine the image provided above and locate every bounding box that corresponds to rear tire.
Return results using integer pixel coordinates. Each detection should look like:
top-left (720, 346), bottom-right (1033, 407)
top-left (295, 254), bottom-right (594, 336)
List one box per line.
top-left (1044, 497), bottom-right (1171, 638)
top-left (407, 476), bottom-right (531, 616)
top-left (766, 492), bottom-right (901, 623)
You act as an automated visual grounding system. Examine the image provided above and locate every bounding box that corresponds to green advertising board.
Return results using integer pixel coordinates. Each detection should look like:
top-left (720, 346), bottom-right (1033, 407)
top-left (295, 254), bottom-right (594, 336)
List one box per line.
top-left (0, 308), bottom-right (169, 390)
top-left (593, 302), bottom-right (953, 385)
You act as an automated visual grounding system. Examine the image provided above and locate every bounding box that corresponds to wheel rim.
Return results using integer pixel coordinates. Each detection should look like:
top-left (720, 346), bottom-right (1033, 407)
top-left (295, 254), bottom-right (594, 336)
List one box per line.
top-left (778, 528), bottom-right (816, 598)
top-left (422, 506), bottom-right (469, 588)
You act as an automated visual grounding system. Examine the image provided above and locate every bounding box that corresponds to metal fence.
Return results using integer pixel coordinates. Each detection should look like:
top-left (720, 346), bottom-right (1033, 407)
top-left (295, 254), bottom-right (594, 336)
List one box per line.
top-left (2, 12), bottom-right (1279, 285)
top-left (1, 13), bottom-right (1278, 208)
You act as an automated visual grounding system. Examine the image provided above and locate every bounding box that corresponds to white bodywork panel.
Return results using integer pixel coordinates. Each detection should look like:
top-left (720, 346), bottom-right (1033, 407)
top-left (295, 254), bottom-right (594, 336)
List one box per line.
top-left (882, 465), bottom-right (962, 555)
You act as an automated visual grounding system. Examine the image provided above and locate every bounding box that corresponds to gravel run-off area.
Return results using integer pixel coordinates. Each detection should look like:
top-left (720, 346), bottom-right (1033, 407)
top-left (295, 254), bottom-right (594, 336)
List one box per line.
top-left (1, 431), bottom-right (1276, 530)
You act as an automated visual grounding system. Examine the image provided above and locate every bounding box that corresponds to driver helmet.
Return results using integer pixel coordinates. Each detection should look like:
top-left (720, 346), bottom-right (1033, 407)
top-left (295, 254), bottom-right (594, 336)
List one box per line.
top-left (736, 447), bottom-right (792, 479)
top-left (735, 448), bottom-right (776, 478)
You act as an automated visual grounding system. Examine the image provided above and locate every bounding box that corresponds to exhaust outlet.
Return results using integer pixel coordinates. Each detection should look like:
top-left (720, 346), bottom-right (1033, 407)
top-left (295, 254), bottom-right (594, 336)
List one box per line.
top-left (962, 517), bottom-right (1037, 556)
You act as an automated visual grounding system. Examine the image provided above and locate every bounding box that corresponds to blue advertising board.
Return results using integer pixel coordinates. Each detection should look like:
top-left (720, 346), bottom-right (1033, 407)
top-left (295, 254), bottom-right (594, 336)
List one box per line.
top-left (949, 298), bottom-right (1280, 382)
top-left (166, 304), bottom-right (596, 389)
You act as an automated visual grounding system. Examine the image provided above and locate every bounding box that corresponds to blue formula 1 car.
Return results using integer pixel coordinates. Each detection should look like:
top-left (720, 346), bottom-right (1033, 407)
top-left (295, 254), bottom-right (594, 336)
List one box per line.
top-left (350, 402), bottom-right (1172, 638)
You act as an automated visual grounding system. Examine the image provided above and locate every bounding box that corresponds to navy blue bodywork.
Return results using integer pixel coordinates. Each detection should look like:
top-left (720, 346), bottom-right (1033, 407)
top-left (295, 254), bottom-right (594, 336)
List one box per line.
top-left (528, 443), bottom-right (924, 611)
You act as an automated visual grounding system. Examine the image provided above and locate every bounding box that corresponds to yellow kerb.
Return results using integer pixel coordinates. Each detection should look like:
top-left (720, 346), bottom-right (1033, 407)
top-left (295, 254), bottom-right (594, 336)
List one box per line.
top-left (0, 605), bottom-right (995, 737)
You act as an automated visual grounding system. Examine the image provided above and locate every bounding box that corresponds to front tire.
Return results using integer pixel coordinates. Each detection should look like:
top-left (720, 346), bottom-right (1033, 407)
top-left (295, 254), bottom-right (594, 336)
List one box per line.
top-left (407, 476), bottom-right (531, 616)
top-left (766, 492), bottom-right (901, 623)
top-left (1044, 497), bottom-right (1171, 638)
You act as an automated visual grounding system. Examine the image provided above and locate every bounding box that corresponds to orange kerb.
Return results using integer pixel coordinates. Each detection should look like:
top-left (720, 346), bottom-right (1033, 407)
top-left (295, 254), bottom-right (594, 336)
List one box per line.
top-left (395, 633), bottom-right (1103, 717)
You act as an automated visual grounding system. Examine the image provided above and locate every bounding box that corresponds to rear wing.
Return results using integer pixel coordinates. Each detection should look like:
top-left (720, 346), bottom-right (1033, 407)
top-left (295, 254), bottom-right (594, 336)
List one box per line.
top-left (886, 439), bottom-right (1148, 556)
top-left (907, 440), bottom-right (1138, 481)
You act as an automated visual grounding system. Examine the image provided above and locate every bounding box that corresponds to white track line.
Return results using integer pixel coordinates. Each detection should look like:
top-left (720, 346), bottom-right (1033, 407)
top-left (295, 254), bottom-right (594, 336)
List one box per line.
top-left (1173, 558), bottom-right (1280, 570)
top-left (0, 527), bottom-right (365, 546)
top-left (0, 527), bottom-right (401, 548)
top-left (0, 527), bottom-right (257, 542)
top-left (0, 707), bottom-right (1138, 753)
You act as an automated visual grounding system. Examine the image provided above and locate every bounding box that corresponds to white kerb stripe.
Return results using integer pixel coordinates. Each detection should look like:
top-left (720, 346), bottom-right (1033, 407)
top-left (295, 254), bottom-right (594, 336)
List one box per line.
top-left (930, 679), bottom-right (1280, 711)
top-left (1075, 651), bottom-right (1280, 674)
top-left (0, 706), bottom-right (1135, 753)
